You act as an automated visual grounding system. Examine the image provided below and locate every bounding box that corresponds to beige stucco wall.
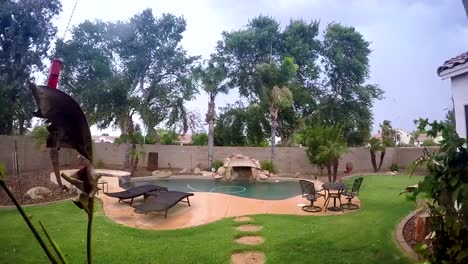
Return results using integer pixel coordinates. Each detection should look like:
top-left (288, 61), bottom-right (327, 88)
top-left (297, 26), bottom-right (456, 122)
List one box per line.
top-left (0, 135), bottom-right (435, 175)
top-left (93, 143), bottom-right (428, 175)
top-left (0, 135), bottom-right (79, 173)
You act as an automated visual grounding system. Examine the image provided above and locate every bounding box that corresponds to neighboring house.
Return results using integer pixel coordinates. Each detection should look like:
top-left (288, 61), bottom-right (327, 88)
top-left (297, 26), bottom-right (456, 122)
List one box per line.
top-left (438, 52), bottom-right (468, 138)
top-left (92, 135), bottom-right (116, 143)
top-left (177, 134), bottom-right (192, 146)
top-left (395, 128), bottom-right (412, 145)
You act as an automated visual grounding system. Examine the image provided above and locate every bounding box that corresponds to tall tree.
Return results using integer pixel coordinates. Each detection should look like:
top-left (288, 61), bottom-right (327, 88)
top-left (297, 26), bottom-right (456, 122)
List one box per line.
top-left (59, 9), bottom-right (197, 168)
top-left (194, 55), bottom-right (229, 167)
top-left (218, 16), bottom-right (321, 146)
top-left (254, 57), bottom-right (297, 162)
top-left (0, 0), bottom-right (62, 135)
top-left (319, 23), bottom-right (383, 146)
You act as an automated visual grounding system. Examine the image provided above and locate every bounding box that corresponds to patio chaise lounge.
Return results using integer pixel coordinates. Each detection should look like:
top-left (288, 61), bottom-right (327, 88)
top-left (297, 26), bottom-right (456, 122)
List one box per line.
top-left (132, 190), bottom-right (194, 218)
top-left (105, 184), bottom-right (168, 206)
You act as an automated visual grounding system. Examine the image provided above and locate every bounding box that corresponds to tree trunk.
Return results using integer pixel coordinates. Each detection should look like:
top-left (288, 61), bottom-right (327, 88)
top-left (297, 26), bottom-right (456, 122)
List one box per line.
top-left (378, 149), bottom-right (386, 171)
top-left (370, 150), bottom-right (377, 172)
top-left (49, 148), bottom-right (65, 189)
top-left (269, 106), bottom-right (278, 164)
top-left (123, 116), bottom-right (134, 170)
top-left (326, 164), bottom-right (332, 183)
top-left (332, 159), bottom-right (339, 182)
top-left (207, 96), bottom-right (215, 168)
top-left (130, 149), bottom-right (139, 177)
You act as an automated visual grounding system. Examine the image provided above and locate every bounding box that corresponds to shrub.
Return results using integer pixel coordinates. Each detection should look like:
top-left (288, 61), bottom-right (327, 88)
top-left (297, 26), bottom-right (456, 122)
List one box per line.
top-left (260, 160), bottom-right (276, 173)
top-left (212, 160), bottom-right (223, 171)
top-left (421, 138), bottom-right (437, 146)
top-left (389, 163), bottom-right (399, 172)
top-left (192, 133), bottom-right (208, 145)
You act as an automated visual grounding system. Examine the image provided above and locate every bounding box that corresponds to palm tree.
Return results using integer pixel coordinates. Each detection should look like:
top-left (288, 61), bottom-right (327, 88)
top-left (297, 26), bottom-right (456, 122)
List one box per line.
top-left (379, 120), bottom-right (396, 171)
top-left (368, 137), bottom-right (384, 172)
top-left (194, 56), bottom-right (229, 168)
top-left (31, 125), bottom-right (65, 190)
top-left (255, 57), bottom-right (297, 163)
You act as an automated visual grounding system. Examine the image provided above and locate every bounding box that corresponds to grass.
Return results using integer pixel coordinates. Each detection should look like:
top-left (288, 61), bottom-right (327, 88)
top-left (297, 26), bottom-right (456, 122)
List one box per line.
top-left (0, 175), bottom-right (420, 264)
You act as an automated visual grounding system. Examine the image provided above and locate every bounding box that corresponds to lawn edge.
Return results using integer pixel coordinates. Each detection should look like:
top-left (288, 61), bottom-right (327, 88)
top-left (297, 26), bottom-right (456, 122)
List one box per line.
top-left (394, 207), bottom-right (423, 262)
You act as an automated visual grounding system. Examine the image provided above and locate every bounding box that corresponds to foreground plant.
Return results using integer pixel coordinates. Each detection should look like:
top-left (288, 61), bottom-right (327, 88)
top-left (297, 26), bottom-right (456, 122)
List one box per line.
top-left (29, 82), bottom-right (99, 263)
top-left (408, 119), bottom-right (468, 264)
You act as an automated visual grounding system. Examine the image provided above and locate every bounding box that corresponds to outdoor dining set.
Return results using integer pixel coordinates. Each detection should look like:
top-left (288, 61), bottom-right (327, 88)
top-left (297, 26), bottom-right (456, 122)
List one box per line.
top-left (299, 177), bottom-right (364, 213)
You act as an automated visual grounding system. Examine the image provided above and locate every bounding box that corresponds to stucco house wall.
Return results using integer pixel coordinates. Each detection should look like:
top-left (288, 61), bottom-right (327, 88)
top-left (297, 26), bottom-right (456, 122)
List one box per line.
top-left (450, 73), bottom-right (468, 138)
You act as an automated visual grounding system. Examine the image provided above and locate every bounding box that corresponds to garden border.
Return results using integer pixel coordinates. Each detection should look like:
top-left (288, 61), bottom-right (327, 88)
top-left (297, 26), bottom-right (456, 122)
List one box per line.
top-left (394, 207), bottom-right (423, 262)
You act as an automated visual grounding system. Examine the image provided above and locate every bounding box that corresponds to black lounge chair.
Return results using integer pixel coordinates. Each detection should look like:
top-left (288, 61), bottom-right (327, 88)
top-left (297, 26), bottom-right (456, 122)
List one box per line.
top-left (299, 180), bottom-right (325, 212)
top-left (133, 191), bottom-right (194, 218)
top-left (341, 177), bottom-right (363, 210)
top-left (105, 184), bottom-right (167, 206)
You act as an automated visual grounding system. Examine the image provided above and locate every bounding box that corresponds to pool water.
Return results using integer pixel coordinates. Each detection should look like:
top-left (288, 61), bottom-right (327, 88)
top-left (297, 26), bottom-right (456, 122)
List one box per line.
top-left (122, 178), bottom-right (302, 200)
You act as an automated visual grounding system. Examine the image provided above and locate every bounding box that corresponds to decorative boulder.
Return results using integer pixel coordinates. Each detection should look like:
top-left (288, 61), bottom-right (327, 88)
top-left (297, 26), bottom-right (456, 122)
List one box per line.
top-left (151, 170), bottom-right (172, 178)
top-left (26, 187), bottom-right (52, 200)
top-left (178, 168), bottom-right (189, 174)
top-left (217, 166), bottom-right (226, 175)
top-left (259, 174), bottom-right (268, 180)
top-left (214, 174), bottom-right (224, 179)
top-left (201, 171), bottom-right (214, 177)
top-left (193, 167), bottom-right (201, 174)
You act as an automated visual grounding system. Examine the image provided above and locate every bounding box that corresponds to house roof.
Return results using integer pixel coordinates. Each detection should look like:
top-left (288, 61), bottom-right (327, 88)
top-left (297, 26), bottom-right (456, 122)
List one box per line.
top-left (437, 51), bottom-right (468, 77)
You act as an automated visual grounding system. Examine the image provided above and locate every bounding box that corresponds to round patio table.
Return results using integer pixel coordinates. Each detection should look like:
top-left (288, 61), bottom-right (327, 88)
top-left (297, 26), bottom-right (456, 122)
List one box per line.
top-left (322, 182), bottom-right (347, 212)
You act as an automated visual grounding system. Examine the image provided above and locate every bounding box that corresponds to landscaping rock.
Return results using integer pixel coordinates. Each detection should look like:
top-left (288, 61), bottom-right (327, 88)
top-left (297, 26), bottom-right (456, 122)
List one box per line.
top-left (178, 168), bottom-right (189, 174)
top-left (151, 170), bottom-right (172, 178)
top-left (26, 187), bottom-right (52, 200)
top-left (201, 171), bottom-right (214, 177)
top-left (217, 166), bottom-right (226, 175)
top-left (214, 174), bottom-right (224, 179)
top-left (193, 167), bottom-right (201, 174)
top-left (231, 251), bottom-right (264, 264)
top-left (259, 174), bottom-right (268, 180)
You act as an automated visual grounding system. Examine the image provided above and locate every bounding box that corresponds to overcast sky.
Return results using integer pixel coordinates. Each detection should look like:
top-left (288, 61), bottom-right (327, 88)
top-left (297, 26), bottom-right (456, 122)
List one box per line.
top-left (52, 0), bottom-right (468, 136)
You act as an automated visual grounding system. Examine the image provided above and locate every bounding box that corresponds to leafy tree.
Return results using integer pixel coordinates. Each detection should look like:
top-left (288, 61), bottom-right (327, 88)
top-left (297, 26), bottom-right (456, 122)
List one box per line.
top-left (59, 9), bottom-right (197, 168)
top-left (408, 119), bottom-right (468, 263)
top-left (214, 102), bottom-right (269, 146)
top-left (218, 16), bottom-right (321, 147)
top-left (441, 108), bottom-right (455, 131)
top-left (191, 133), bottom-right (208, 146)
top-left (0, 0), bottom-right (62, 135)
top-left (301, 125), bottom-right (348, 182)
top-left (319, 23), bottom-right (383, 146)
top-left (254, 57), bottom-right (297, 162)
top-left (194, 55), bottom-right (229, 166)
top-left (421, 138), bottom-right (437, 146)
top-left (157, 129), bottom-right (178, 145)
top-left (368, 137), bottom-right (384, 172)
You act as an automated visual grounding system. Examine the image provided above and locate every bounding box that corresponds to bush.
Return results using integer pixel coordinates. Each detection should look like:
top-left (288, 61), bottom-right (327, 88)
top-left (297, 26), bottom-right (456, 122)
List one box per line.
top-left (421, 138), bottom-right (437, 146)
top-left (192, 133), bottom-right (208, 145)
top-left (260, 160), bottom-right (276, 173)
top-left (212, 160), bottom-right (223, 171)
top-left (389, 163), bottom-right (399, 172)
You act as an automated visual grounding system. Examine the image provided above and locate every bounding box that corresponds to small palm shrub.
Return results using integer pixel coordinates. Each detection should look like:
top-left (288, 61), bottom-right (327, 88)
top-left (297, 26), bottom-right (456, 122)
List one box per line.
top-left (260, 160), bottom-right (276, 173)
top-left (212, 160), bottom-right (223, 171)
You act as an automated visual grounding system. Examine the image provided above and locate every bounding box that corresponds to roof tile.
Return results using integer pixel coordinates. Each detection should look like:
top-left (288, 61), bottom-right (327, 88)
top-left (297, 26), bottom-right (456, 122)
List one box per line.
top-left (437, 51), bottom-right (468, 76)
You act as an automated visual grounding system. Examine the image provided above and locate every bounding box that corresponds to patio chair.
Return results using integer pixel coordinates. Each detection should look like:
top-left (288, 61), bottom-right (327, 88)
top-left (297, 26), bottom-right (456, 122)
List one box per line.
top-left (104, 184), bottom-right (167, 206)
top-left (133, 191), bottom-right (194, 218)
top-left (299, 180), bottom-right (325, 212)
top-left (341, 177), bottom-right (363, 210)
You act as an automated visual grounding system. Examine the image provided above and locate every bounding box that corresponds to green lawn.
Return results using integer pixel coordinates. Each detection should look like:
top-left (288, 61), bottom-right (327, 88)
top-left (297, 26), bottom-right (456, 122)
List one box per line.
top-left (0, 175), bottom-right (420, 264)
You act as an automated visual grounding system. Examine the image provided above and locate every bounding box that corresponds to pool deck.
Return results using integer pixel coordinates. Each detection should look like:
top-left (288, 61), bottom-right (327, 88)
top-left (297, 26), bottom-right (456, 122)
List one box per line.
top-left (94, 174), bottom-right (361, 230)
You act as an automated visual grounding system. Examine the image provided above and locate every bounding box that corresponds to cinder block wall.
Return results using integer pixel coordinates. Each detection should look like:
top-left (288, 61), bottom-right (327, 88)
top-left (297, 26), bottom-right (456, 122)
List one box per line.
top-left (0, 135), bottom-right (79, 173)
top-left (92, 143), bottom-right (428, 175)
top-left (0, 135), bottom-right (435, 175)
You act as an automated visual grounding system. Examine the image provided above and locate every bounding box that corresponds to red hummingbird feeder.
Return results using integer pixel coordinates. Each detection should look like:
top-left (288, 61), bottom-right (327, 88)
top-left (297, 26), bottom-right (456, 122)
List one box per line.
top-left (47, 57), bottom-right (62, 89)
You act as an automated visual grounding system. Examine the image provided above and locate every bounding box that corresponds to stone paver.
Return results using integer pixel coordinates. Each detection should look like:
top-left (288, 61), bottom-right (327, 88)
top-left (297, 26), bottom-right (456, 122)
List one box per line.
top-left (231, 251), bottom-right (264, 264)
top-left (236, 224), bottom-right (262, 232)
top-left (235, 236), bottom-right (264, 245)
top-left (234, 216), bottom-right (253, 222)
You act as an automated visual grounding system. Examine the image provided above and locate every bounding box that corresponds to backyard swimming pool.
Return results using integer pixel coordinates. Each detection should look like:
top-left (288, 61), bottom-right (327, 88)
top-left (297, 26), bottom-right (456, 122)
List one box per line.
top-left (121, 178), bottom-right (302, 200)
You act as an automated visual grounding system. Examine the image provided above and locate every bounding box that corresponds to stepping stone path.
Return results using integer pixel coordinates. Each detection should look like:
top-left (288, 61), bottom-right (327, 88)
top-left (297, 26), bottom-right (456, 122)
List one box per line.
top-left (231, 217), bottom-right (265, 264)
